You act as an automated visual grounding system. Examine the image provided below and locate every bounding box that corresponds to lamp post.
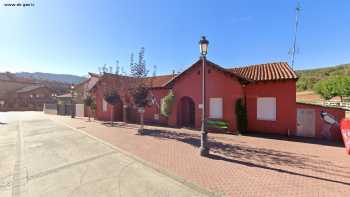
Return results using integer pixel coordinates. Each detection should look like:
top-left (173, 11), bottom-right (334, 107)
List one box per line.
top-left (70, 84), bottom-right (75, 118)
top-left (199, 36), bottom-right (209, 156)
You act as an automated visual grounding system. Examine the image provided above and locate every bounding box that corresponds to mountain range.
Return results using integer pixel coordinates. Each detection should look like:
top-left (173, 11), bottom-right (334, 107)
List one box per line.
top-left (15, 72), bottom-right (86, 84)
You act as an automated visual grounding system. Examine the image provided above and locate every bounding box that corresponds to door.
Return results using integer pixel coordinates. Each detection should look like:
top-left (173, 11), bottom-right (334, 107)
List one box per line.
top-left (179, 97), bottom-right (195, 127)
top-left (113, 102), bottom-right (123, 121)
top-left (297, 108), bottom-right (316, 137)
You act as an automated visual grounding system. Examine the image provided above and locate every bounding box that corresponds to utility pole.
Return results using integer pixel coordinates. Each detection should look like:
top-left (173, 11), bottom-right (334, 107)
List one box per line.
top-left (290, 1), bottom-right (301, 69)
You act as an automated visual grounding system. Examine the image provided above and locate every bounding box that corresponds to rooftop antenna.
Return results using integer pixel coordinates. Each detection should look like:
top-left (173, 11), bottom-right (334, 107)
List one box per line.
top-left (289, 1), bottom-right (301, 69)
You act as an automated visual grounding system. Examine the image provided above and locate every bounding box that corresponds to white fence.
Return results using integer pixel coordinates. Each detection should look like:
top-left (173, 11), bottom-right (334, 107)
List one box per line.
top-left (324, 101), bottom-right (350, 110)
top-left (43, 104), bottom-right (58, 114)
top-left (75, 104), bottom-right (85, 117)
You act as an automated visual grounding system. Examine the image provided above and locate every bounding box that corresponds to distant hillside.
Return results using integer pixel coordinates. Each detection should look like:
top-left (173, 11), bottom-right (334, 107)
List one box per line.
top-left (15, 72), bottom-right (86, 84)
top-left (296, 63), bottom-right (350, 91)
top-left (0, 72), bottom-right (72, 96)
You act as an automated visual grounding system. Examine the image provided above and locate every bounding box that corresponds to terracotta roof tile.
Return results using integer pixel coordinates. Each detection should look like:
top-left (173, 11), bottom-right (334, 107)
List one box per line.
top-left (228, 62), bottom-right (298, 81)
top-left (144, 74), bottom-right (176, 88)
top-left (94, 61), bottom-right (296, 91)
top-left (96, 73), bottom-right (176, 89)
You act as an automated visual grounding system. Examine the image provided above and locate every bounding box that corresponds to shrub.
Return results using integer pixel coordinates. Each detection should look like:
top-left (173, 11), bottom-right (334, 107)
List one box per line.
top-left (235, 98), bottom-right (247, 134)
top-left (161, 90), bottom-right (175, 117)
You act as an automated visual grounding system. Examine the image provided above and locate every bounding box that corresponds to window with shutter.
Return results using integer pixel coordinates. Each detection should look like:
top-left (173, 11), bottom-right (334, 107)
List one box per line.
top-left (257, 97), bottom-right (276, 121)
top-left (102, 99), bottom-right (107, 112)
top-left (209, 98), bottom-right (223, 119)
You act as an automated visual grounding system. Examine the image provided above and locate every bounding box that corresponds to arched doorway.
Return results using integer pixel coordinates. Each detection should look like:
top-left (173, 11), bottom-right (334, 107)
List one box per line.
top-left (178, 97), bottom-right (195, 128)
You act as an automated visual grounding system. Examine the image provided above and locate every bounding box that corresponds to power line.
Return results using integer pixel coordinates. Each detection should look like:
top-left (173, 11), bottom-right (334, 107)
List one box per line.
top-left (290, 1), bottom-right (301, 69)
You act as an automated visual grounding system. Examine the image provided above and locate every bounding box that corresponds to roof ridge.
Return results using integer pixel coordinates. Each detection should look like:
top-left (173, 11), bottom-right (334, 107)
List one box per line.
top-left (228, 61), bottom-right (289, 69)
top-left (228, 62), bottom-right (298, 82)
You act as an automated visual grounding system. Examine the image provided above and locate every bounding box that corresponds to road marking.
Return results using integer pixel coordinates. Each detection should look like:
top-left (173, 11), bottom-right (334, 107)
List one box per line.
top-left (11, 120), bottom-right (27, 197)
top-left (28, 151), bottom-right (116, 181)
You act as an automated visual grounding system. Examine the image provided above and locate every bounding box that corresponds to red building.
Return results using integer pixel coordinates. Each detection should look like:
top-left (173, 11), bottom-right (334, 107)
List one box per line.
top-left (91, 59), bottom-right (347, 141)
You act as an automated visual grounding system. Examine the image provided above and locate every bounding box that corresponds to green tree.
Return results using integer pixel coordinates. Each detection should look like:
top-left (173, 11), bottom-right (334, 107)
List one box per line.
top-left (314, 76), bottom-right (350, 101)
top-left (129, 47), bottom-right (150, 134)
top-left (130, 47), bottom-right (149, 78)
top-left (132, 86), bottom-right (150, 108)
top-left (104, 90), bottom-right (121, 126)
top-left (335, 76), bottom-right (350, 101)
top-left (314, 79), bottom-right (337, 100)
top-left (84, 95), bottom-right (95, 121)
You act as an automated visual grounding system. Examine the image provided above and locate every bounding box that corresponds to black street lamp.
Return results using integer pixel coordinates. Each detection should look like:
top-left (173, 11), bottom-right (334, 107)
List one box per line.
top-left (199, 36), bottom-right (209, 156)
top-left (70, 84), bottom-right (75, 118)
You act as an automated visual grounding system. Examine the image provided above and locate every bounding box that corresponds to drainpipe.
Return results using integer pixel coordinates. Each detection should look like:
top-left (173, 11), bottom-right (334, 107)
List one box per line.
top-left (123, 104), bottom-right (128, 122)
top-left (242, 84), bottom-right (247, 135)
top-left (242, 84), bottom-right (247, 106)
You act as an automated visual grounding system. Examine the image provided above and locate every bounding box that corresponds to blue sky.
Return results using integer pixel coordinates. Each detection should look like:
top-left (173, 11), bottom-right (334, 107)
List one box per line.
top-left (0, 0), bottom-right (349, 76)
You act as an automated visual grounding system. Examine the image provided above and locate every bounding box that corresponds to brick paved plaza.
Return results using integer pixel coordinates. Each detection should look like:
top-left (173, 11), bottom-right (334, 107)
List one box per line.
top-left (53, 115), bottom-right (350, 197)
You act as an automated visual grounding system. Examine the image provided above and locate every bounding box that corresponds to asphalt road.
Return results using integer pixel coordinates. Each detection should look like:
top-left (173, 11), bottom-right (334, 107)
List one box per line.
top-left (0, 112), bottom-right (208, 197)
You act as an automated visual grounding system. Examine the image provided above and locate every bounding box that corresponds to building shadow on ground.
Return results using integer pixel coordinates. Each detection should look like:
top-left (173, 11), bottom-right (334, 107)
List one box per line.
top-left (101, 122), bottom-right (140, 130)
top-left (142, 128), bottom-right (350, 186)
top-left (245, 132), bottom-right (344, 148)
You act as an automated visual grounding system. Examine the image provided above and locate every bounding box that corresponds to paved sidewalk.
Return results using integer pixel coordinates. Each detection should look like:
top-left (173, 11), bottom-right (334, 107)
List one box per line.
top-left (52, 114), bottom-right (350, 197)
top-left (0, 112), bottom-right (210, 197)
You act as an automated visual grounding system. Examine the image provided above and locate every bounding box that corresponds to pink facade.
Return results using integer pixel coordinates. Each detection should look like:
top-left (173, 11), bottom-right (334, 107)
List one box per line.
top-left (144, 88), bottom-right (169, 125)
top-left (92, 76), bottom-right (125, 122)
top-left (92, 59), bottom-right (347, 141)
top-left (167, 61), bottom-right (244, 131)
top-left (245, 80), bottom-right (297, 135)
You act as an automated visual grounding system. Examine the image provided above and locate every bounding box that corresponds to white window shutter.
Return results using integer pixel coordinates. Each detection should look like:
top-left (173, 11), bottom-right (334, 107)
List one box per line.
top-left (209, 98), bottom-right (223, 119)
top-left (257, 97), bottom-right (276, 121)
top-left (102, 99), bottom-right (107, 112)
